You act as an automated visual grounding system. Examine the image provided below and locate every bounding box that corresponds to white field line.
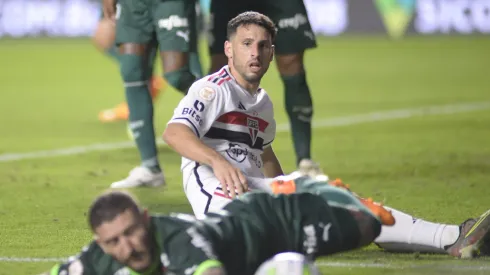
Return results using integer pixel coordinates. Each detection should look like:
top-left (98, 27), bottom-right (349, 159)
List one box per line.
top-left (2, 256), bottom-right (490, 271)
top-left (1, 101), bottom-right (489, 163)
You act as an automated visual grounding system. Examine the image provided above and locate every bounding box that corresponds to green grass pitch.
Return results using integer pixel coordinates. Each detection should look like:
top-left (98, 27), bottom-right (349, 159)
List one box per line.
top-left (0, 36), bottom-right (489, 274)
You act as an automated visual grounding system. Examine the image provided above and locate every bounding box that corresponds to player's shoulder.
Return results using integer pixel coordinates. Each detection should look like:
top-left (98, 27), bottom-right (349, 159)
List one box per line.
top-left (188, 73), bottom-right (229, 102)
top-left (151, 214), bottom-right (196, 238)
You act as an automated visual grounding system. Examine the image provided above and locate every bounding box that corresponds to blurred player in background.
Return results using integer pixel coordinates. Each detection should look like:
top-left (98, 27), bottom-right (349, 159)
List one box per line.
top-left (100, 0), bottom-right (203, 188)
top-left (43, 179), bottom-right (383, 275)
top-left (207, 0), bottom-right (317, 169)
top-left (92, 17), bottom-right (169, 123)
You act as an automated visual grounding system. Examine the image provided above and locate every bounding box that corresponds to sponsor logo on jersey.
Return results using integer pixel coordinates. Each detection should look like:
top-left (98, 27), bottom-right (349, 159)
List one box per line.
top-left (226, 143), bottom-right (248, 163)
top-left (158, 15), bottom-right (189, 30)
top-left (176, 30), bottom-right (190, 42)
top-left (278, 13), bottom-right (308, 29)
top-left (303, 224), bottom-right (318, 255)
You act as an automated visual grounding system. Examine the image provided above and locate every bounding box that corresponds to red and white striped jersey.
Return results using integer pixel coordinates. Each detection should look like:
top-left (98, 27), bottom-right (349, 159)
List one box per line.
top-left (167, 65), bottom-right (276, 178)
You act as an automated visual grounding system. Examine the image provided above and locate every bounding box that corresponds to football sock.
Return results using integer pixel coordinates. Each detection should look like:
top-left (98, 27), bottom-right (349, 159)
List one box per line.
top-left (281, 73), bottom-right (313, 165)
top-left (164, 66), bottom-right (197, 94)
top-left (375, 206), bottom-right (460, 253)
top-left (120, 54), bottom-right (161, 173)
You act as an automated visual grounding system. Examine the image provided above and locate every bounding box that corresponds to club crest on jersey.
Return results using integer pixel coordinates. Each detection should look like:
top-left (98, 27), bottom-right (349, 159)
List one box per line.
top-left (247, 117), bottom-right (259, 145)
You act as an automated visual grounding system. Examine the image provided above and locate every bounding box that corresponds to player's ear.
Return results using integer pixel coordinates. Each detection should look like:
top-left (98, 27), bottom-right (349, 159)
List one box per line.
top-left (270, 45), bottom-right (275, 62)
top-left (224, 40), bottom-right (232, 59)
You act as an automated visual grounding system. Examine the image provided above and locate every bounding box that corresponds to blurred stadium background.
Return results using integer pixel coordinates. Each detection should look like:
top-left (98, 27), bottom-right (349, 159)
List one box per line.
top-left (1, 0), bottom-right (490, 274)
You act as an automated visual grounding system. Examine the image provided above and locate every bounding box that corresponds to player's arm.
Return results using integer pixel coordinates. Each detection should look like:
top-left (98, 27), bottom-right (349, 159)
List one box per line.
top-left (163, 84), bottom-right (247, 197)
top-left (261, 146), bottom-right (283, 178)
top-left (164, 123), bottom-right (225, 169)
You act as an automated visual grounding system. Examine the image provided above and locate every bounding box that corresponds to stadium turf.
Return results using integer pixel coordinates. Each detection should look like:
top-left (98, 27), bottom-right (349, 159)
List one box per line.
top-left (0, 36), bottom-right (489, 274)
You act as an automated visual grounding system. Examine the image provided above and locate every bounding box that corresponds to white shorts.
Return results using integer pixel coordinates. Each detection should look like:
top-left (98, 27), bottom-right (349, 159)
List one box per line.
top-left (183, 163), bottom-right (273, 219)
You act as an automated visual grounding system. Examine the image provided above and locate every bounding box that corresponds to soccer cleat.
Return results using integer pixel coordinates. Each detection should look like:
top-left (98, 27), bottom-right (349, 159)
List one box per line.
top-left (328, 178), bottom-right (395, 226)
top-left (98, 102), bottom-right (130, 123)
top-left (359, 197), bottom-right (395, 226)
top-left (329, 178), bottom-right (351, 191)
top-left (445, 209), bottom-right (490, 258)
top-left (297, 159), bottom-right (329, 181)
top-left (98, 76), bottom-right (166, 123)
top-left (270, 179), bottom-right (297, 195)
top-left (110, 166), bottom-right (166, 189)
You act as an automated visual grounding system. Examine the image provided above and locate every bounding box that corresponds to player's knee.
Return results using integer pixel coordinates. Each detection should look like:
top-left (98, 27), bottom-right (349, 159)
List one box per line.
top-left (276, 53), bottom-right (305, 75)
top-left (163, 68), bottom-right (196, 94)
top-left (119, 54), bottom-right (147, 83)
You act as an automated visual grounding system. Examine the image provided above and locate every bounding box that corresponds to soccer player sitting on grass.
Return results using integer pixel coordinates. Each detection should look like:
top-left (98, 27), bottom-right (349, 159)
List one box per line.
top-left (161, 11), bottom-right (490, 259)
top-left (43, 180), bottom-right (386, 275)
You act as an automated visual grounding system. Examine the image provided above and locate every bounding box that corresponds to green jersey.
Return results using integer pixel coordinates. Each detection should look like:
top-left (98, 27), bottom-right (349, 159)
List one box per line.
top-left (49, 183), bottom-right (379, 275)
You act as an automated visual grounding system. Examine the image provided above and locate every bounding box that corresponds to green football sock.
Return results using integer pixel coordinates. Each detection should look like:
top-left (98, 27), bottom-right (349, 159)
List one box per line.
top-left (189, 51), bottom-right (203, 78)
top-left (281, 73), bottom-right (313, 165)
top-left (120, 54), bottom-right (161, 173)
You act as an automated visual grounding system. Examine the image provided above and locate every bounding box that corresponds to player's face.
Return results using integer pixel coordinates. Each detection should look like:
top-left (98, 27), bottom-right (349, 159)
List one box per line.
top-left (95, 209), bottom-right (153, 272)
top-left (226, 24), bottom-right (274, 86)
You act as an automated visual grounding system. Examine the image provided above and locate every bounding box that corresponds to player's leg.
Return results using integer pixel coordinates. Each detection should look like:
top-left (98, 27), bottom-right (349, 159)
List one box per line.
top-left (154, 0), bottom-right (202, 95)
top-left (374, 206), bottom-right (490, 258)
top-left (110, 0), bottom-right (165, 188)
top-left (263, 0), bottom-right (317, 166)
top-left (295, 171), bottom-right (490, 258)
top-left (184, 164), bottom-right (233, 219)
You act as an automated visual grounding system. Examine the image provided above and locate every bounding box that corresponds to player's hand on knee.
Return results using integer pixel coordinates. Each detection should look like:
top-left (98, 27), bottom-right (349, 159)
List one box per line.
top-left (102, 0), bottom-right (117, 20)
top-left (212, 158), bottom-right (247, 198)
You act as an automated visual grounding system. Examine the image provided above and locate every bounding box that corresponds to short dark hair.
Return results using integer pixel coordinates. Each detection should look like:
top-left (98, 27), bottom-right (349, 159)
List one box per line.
top-left (227, 11), bottom-right (277, 42)
top-left (88, 191), bottom-right (141, 231)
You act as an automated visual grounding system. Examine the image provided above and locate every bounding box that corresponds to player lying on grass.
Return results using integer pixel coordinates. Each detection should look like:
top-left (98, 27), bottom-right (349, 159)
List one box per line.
top-left (256, 169), bottom-right (490, 259)
top-left (43, 182), bottom-right (385, 275)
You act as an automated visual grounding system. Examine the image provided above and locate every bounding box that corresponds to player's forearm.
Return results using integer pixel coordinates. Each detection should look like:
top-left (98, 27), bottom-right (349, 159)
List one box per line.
top-left (261, 146), bottom-right (283, 178)
top-left (163, 123), bottom-right (224, 167)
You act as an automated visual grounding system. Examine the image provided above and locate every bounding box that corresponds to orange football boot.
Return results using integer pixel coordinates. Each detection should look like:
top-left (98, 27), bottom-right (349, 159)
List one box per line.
top-left (328, 178), bottom-right (395, 226)
top-left (270, 179), bottom-right (297, 195)
top-left (98, 76), bottom-right (166, 122)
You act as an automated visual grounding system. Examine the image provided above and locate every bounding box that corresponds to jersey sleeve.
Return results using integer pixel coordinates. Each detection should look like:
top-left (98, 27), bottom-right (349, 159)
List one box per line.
top-left (167, 81), bottom-right (226, 138)
top-left (164, 222), bottom-right (222, 275)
